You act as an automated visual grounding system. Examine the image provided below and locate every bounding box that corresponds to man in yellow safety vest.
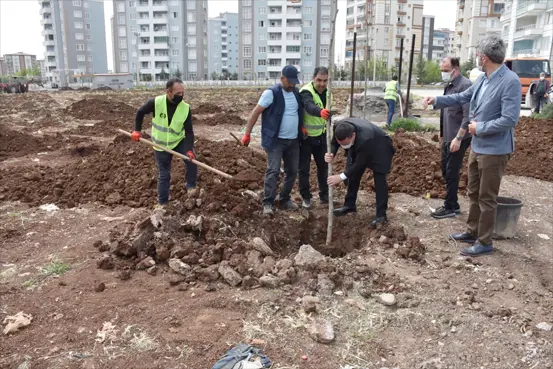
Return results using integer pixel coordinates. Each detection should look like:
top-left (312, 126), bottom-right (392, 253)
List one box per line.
top-left (131, 78), bottom-right (197, 205)
top-left (298, 67), bottom-right (333, 208)
top-left (383, 75), bottom-right (401, 127)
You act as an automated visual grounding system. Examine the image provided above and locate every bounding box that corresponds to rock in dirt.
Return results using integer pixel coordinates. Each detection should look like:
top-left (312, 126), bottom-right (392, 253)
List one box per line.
top-left (358, 281), bottom-right (373, 298)
top-left (169, 274), bottom-right (186, 286)
top-left (136, 256), bottom-right (155, 270)
top-left (295, 245), bottom-right (326, 270)
top-left (94, 282), bottom-right (106, 293)
top-left (117, 270), bottom-right (131, 280)
top-left (218, 262), bottom-right (242, 287)
top-left (96, 255), bottom-right (114, 270)
top-left (168, 259), bottom-right (191, 275)
top-left (317, 274), bottom-right (335, 296)
top-left (536, 322), bottom-right (553, 331)
top-left (259, 275), bottom-right (280, 289)
top-left (242, 275), bottom-right (256, 289)
top-left (378, 293), bottom-right (397, 306)
top-left (3, 311), bottom-right (33, 335)
top-left (306, 318), bottom-right (335, 344)
top-left (184, 215), bottom-right (203, 232)
top-left (146, 266), bottom-right (158, 276)
top-left (250, 237), bottom-right (274, 256)
top-left (246, 250), bottom-right (263, 271)
top-left (302, 296), bottom-right (320, 314)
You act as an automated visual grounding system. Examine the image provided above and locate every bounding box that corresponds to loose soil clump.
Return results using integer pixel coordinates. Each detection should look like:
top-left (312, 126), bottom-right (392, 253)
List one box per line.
top-left (194, 113), bottom-right (246, 126)
top-left (193, 103), bottom-right (222, 115)
top-left (0, 127), bottom-right (82, 161)
top-left (65, 96), bottom-right (136, 121)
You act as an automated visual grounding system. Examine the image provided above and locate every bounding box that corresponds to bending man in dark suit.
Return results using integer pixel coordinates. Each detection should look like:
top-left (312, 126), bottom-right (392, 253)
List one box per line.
top-left (325, 118), bottom-right (396, 228)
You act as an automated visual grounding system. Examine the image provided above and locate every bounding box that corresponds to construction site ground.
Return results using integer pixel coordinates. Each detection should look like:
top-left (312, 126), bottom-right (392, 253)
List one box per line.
top-left (0, 88), bottom-right (552, 369)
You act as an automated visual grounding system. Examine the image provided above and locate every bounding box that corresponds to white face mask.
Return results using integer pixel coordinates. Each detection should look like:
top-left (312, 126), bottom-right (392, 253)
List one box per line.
top-left (441, 71), bottom-right (453, 83)
top-left (341, 143), bottom-right (353, 149)
top-left (540, 76), bottom-right (545, 80)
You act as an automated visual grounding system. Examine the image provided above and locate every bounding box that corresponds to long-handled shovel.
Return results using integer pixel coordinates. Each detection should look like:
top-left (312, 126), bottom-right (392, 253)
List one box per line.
top-left (117, 129), bottom-right (237, 180)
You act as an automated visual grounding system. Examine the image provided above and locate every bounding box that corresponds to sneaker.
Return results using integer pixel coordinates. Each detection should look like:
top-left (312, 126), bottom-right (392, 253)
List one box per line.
top-left (263, 205), bottom-right (274, 216)
top-left (302, 198), bottom-right (312, 209)
top-left (431, 206), bottom-right (457, 219)
top-left (449, 232), bottom-right (477, 244)
top-left (279, 200), bottom-right (299, 211)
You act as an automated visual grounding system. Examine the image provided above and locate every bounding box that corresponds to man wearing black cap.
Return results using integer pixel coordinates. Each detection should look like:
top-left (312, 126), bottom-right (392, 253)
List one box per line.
top-left (325, 118), bottom-right (396, 228)
top-left (242, 65), bottom-right (305, 216)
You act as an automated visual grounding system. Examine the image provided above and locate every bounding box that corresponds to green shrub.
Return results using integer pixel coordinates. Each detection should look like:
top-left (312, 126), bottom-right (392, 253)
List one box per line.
top-left (389, 118), bottom-right (424, 132)
top-left (532, 103), bottom-right (553, 120)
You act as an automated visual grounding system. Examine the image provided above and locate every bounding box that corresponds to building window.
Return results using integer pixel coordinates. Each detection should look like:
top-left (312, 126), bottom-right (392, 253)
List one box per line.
top-left (258, 33), bottom-right (266, 40)
top-left (119, 39), bottom-right (127, 48)
top-left (243, 46), bottom-right (252, 57)
top-left (74, 21), bottom-right (83, 29)
top-left (244, 59), bottom-right (252, 69)
top-left (172, 49), bottom-right (179, 56)
top-left (77, 54), bottom-right (86, 62)
top-left (129, 1), bottom-right (135, 6)
top-left (384, 16), bottom-right (390, 24)
top-left (244, 22), bottom-right (252, 32)
top-left (188, 48), bottom-right (197, 59)
top-left (304, 20), bottom-right (312, 27)
top-left (130, 25), bottom-right (137, 32)
top-left (74, 10), bottom-right (83, 18)
top-left (321, 6), bottom-right (331, 18)
top-left (86, 23), bottom-right (91, 30)
top-left (259, 46), bottom-right (266, 53)
top-left (88, 55), bottom-right (93, 62)
top-left (480, 7), bottom-right (487, 16)
top-left (120, 50), bottom-right (128, 61)
top-left (130, 13), bottom-right (136, 20)
top-left (187, 11), bottom-right (195, 22)
top-left (172, 12), bottom-right (178, 18)
top-left (321, 21), bottom-right (330, 31)
top-left (117, 1), bottom-right (125, 12)
top-left (243, 0), bottom-right (252, 5)
top-left (304, 59), bottom-right (312, 67)
top-left (73, 0), bottom-right (82, 5)
top-left (188, 37), bottom-right (196, 46)
top-left (170, 0), bottom-right (178, 5)
top-left (303, 33), bottom-right (312, 40)
top-left (321, 34), bottom-right (330, 45)
top-left (171, 25), bottom-right (179, 31)
top-left (171, 36), bottom-right (178, 43)
top-left (87, 45), bottom-right (92, 51)
top-left (259, 7), bottom-right (266, 15)
top-left (120, 62), bottom-right (129, 72)
top-left (187, 24), bottom-right (196, 35)
top-left (118, 14), bottom-right (126, 24)
top-left (305, 7), bottom-right (312, 14)
top-left (243, 8), bottom-right (251, 19)
top-left (258, 59), bottom-right (266, 66)
top-left (76, 44), bottom-right (85, 51)
top-left (320, 47), bottom-right (329, 58)
top-left (243, 33), bottom-right (252, 44)
top-left (303, 46), bottom-right (312, 54)
top-left (189, 62), bottom-right (197, 72)
top-left (258, 20), bottom-right (265, 27)
top-left (119, 26), bottom-right (127, 37)
top-left (76, 33), bottom-right (84, 40)
top-left (187, 0), bottom-right (195, 9)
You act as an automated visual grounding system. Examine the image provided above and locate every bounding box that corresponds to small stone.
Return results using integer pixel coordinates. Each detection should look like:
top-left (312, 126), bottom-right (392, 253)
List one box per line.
top-left (169, 274), bottom-right (186, 286)
top-left (259, 275), bottom-right (280, 289)
top-left (94, 282), bottom-right (105, 292)
top-left (471, 283), bottom-right (478, 289)
top-left (302, 296), bottom-right (320, 314)
top-left (136, 256), bottom-right (155, 270)
top-left (358, 281), bottom-right (373, 298)
top-left (250, 338), bottom-right (265, 346)
top-left (379, 235), bottom-right (389, 244)
top-left (294, 245), bottom-right (326, 270)
top-left (218, 262), bottom-right (242, 287)
top-left (450, 326), bottom-right (457, 333)
top-left (242, 275), bottom-right (256, 289)
top-left (486, 279), bottom-right (493, 284)
top-left (168, 258), bottom-right (191, 275)
top-left (536, 322), bottom-right (553, 331)
top-left (96, 255), bottom-right (114, 270)
top-left (204, 283), bottom-right (217, 292)
top-left (507, 283), bottom-right (515, 290)
top-left (307, 318), bottom-right (335, 344)
top-left (378, 293), bottom-right (397, 306)
top-left (492, 357), bottom-right (500, 362)
top-left (92, 240), bottom-right (102, 248)
top-left (146, 266), bottom-right (158, 276)
top-left (58, 280), bottom-right (67, 286)
top-left (117, 270), bottom-right (131, 280)
top-left (301, 355), bottom-right (308, 361)
top-left (195, 199), bottom-right (202, 207)
top-left (250, 237), bottom-right (275, 256)
top-left (317, 274), bottom-right (335, 296)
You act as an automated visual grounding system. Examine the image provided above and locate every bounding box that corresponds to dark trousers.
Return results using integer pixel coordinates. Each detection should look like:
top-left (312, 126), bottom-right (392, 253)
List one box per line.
top-left (441, 138), bottom-right (471, 210)
top-left (154, 139), bottom-right (197, 205)
top-left (534, 95), bottom-right (547, 113)
top-left (298, 134), bottom-right (329, 201)
top-left (385, 99), bottom-right (395, 126)
top-left (466, 150), bottom-right (510, 245)
top-left (263, 138), bottom-right (300, 206)
top-left (343, 154), bottom-right (389, 218)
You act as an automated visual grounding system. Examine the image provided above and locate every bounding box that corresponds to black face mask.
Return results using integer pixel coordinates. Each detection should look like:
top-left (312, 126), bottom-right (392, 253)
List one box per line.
top-left (171, 95), bottom-right (183, 104)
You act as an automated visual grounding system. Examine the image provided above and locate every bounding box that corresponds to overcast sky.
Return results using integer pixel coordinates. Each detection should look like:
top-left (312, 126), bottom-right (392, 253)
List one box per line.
top-left (0, 0), bottom-right (456, 70)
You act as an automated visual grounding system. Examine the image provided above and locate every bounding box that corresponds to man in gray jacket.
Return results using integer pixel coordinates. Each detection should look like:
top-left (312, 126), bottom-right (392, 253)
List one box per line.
top-left (423, 36), bottom-right (521, 257)
top-left (432, 56), bottom-right (472, 219)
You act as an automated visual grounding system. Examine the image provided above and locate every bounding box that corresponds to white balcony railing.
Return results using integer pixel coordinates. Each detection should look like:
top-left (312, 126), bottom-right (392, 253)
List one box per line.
top-left (515, 24), bottom-right (537, 32)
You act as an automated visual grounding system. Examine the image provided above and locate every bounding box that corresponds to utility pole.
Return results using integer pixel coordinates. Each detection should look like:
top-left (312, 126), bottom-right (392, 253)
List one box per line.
top-left (373, 29), bottom-right (378, 82)
top-left (134, 32), bottom-right (140, 85)
top-left (363, 11), bottom-right (370, 120)
top-left (349, 32), bottom-right (357, 117)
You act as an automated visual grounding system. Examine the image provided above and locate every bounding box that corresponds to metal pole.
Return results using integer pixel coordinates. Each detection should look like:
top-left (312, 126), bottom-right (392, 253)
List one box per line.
top-left (363, 18), bottom-right (369, 119)
top-left (373, 44), bottom-right (377, 82)
top-left (325, 0), bottom-right (339, 246)
top-left (349, 32), bottom-right (357, 118)
top-left (134, 32), bottom-right (140, 85)
top-left (404, 34), bottom-right (416, 117)
top-left (398, 37), bottom-right (404, 87)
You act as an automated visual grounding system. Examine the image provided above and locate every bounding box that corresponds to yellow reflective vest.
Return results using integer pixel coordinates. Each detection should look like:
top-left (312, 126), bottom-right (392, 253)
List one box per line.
top-left (299, 82), bottom-right (332, 137)
top-left (151, 95), bottom-right (190, 151)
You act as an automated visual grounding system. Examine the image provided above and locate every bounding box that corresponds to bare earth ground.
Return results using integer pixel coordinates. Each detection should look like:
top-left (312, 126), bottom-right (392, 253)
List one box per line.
top-left (1, 89), bottom-right (552, 369)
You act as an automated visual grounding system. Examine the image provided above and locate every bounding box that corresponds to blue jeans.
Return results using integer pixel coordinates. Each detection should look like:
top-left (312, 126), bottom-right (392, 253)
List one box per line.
top-left (154, 139), bottom-right (197, 205)
top-left (263, 138), bottom-right (299, 206)
top-left (385, 99), bottom-right (395, 126)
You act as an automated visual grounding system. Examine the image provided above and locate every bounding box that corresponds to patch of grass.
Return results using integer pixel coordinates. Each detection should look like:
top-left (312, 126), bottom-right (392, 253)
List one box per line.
top-left (40, 260), bottom-right (70, 276)
top-left (22, 279), bottom-right (37, 289)
top-left (532, 103), bottom-right (553, 119)
top-left (389, 118), bottom-right (424, 132)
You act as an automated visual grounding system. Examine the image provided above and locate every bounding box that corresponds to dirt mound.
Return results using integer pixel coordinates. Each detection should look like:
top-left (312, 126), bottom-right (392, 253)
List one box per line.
top-left (65, 96), bottom-right (136, 121)
top-left (0, 93), bottom-right (60, 116)
top-left (193, 103), bottom-right (222, 115)
top-left (77, 86), bottom-right (91, 91)
top-left (194, 113), bottom-right (246, 126)
top-left (59, 86), bottom-right (74, 91)
top-left (94, 86), bottom-right (113, 91)
top-left (507, 117), bottom-right (553, 181)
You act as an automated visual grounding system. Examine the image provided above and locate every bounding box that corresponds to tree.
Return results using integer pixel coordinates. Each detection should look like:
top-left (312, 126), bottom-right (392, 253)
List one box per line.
top-left (160, 67), bottom-right (168, 81)
top-left (14, 68), bottom-right (30, 78)
top-left (423, 60), bottom-right (442, 83)
top-left (415, 55), bottom-right (427, 84)
top-left (231, 72), bottom-right (238, 80)
top-left (460, 55), bottom-right (475, 77)
top-left (210, 71), bottom-right (219, 80)
top-left (174, 67), bottom-right (182, 79)
top-left (367, 58), bottom-right (391, 81)
top-left (333, 64), bottom-right (349, 81)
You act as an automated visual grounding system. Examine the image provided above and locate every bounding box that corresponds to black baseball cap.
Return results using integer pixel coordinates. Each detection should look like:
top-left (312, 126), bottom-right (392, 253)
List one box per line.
top-left (282, 65), bottom-right (300, 85)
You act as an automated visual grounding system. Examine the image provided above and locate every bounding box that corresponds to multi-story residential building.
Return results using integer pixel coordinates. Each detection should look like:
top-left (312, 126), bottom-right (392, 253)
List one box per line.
top-left (454, 0), bottom-right (505, 62)
top-left (422, 17), bottom-right (456, 61)
top-left (0, 58), bottom-right (8, 76)
top-left (421, 15), bottom-right (435, 60)
top-left (501, 0), bottom-right (553, 60)
top-left (345, 0), bottom-right (424, 77)
top-left (36, 59), bottom-right (47, 79)
top-left (112, 0), bottom-right (209, 81)
top-left (38, 0), bottom-right (108, 86)
top-left (2, 53), bottom-right (37, 75)
top-left (238, 0), bottom-right (336, 82)
top-left (208, 12), bottom-right (239, 78)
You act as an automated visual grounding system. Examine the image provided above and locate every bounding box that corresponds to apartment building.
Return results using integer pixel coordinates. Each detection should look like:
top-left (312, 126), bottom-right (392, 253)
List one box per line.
top-left (112, 0), bottom-right (208, 81)
top-left (454, 0), bottom-right (505, 62)
top-left (238, 0), bottom-right (336, 82)
top-left (421, 16), bottom-right (435, 60)
top-left (2, 53), bottom-right (37, 75)
top-left (344, 0), bottom-right (424, 74)
top-left (38, 0), bottom-right (108, 86)
top-left (421, 17), bottom-right (456, 61)
top-left (37, 60), bottom-right (47, 79)
top-left (0, 58), bottom-right (8, 76)
top-left (501, 0), bottom-right (553, 59)
top-left (208, 12), bottom-right (239, 77)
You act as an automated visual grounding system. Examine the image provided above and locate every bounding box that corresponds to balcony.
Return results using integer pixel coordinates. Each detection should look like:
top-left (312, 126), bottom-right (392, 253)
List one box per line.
top-left (267, 52), bottom-right (282, 59)
top-left (284, 38), bottom-right (301, 46)
top-left (459, 0), bottom-right (465, 9)
top-left (513, 24), bottom-right (541, 39)
top-left (42, 28), bottom-right (54, 36)
top-left (267, 38), bottom-right (283, 45)
top-left (284, 25), bottom-right (302, 33)
top-left (43, 39), bottom-right (55, 46)
top-left (153, 29), bottom-right (168, 37)
top-left (513, 48), bottom-right (535, 56)
top-left (398, 10), bottom-right (407, 15)
top-left (284, 52), bottom-right (301, 59)
top-left (501, 8), bottom-right (512, 22)
top-left (40, 18), bottom-right (53, 26)
top-left (397, 22), bottom-right (406, 27)
top-left (516, 0), bottom-right (548, 17)
top-left (139, 43), bottom-right (152, 49)
top-left (267, 65), bottom-right (283, 72)
top-left (137, 17), bottom-right (151, 25)
top-left (45, 50), bottom-right (56, 57)
top-left (153, 55), bottom-right (170, 61)
top-left (151, 4), bottom-right (168, 12)
top-left (286, 11), bottom-right (302, 19)
top-left (267, 12), bottom-right (283, 20)
top-left (398, 0), bottom-right (407, 3)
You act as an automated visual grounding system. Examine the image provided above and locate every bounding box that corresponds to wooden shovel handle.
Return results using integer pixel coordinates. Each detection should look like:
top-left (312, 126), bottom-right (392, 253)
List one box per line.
top-left (229, 132), bottom-right (243, 145)
top-left (117, 129), bottom-right (233, 179)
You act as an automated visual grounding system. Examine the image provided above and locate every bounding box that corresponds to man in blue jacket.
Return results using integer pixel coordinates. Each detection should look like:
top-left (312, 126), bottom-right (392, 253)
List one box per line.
top-left (423, 36), bottom-right (521, 257)
top-left (241, 65), bottom-right (304, 216)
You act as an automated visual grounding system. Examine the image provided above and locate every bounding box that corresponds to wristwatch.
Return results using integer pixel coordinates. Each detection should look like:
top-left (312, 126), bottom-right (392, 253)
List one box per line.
top-left (455, 135), bottom-right (463, 141)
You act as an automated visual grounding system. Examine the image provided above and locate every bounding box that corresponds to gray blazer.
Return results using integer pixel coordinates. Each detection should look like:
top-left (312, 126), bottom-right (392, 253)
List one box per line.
top-left (434, 64), bottom-right (521, 155)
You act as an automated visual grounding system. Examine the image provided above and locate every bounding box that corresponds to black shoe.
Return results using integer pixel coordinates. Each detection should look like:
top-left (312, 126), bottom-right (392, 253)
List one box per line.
top-left (370, 216), bottom-right (388, 228)
top-left (320, 197), bottom-right (329, 205)
top-left (449, 232), bottom-right (477, 244)
top-left (333, 206), bottom-right (357, 217)
top-left (431, 206), bottom-right (457, 219)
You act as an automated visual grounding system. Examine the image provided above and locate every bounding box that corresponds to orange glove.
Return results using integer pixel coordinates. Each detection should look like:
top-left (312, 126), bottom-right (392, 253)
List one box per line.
top-left (131, 131), bottom-right (142, 141)
top-left (301, 127), bottom-right (308, 138)
top-left (241, 133), bottom-right (251, 147)
top-left (186, 151), bottom-right (195, 160)
top-left (320, 109), bottom-right (331, 120)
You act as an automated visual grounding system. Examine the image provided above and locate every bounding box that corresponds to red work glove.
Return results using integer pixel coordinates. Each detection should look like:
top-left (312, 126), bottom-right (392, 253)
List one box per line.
top-left (131, 130), bottom-right (141, 142)
top-left (320, 109), bottom-right (331, 120)
top-left (186, 151), bottom-right (195, 161)
top-left (301, 127), bottom-right (308, 139)
top-left (241, 133), bottom-right (251, 147)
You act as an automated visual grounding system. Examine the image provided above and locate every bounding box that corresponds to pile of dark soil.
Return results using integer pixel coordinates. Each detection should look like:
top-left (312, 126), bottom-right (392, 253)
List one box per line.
top-left (65, 96), bottom-right (136, 121)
